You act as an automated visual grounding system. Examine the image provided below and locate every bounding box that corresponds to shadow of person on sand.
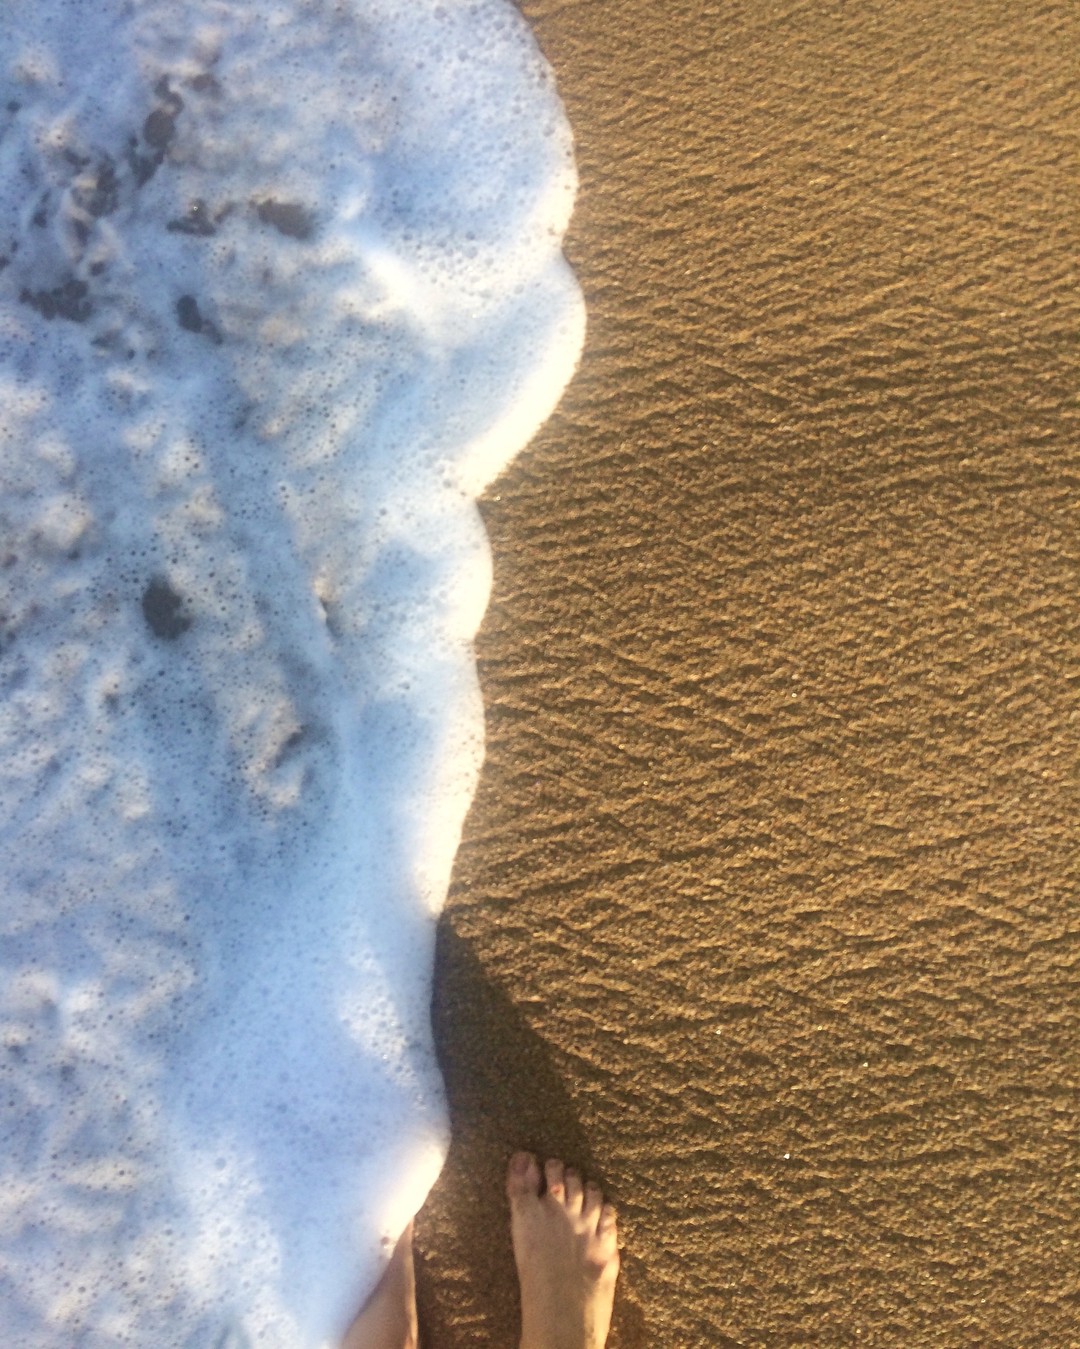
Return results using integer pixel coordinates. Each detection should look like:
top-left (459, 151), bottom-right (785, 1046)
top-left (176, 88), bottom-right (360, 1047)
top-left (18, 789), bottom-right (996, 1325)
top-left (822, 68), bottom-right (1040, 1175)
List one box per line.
top-left (416, 920), bottom-right (647, 1349)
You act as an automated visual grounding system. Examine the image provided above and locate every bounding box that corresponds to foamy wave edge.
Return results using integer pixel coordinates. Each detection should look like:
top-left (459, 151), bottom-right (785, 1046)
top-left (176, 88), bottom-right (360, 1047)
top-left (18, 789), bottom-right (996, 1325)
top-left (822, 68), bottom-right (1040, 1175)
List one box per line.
top-left (0, 1), bottom-right (583, 1344)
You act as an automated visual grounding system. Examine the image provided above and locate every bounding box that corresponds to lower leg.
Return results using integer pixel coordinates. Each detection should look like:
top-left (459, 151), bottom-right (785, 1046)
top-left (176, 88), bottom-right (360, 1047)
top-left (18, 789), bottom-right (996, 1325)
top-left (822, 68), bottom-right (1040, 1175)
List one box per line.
top-left (340, 1220), bottom-right (418, 1349)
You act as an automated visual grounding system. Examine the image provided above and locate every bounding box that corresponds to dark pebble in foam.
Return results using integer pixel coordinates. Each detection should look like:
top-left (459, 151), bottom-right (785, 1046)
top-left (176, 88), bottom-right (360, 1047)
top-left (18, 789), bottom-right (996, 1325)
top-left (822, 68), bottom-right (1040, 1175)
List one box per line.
top-left (20, 278), bottom-right (91, 323)
top-left (142, 107), bottom-right (177, 151)
top-left (142, 579), bottom-right (192, 640)
top-left (175, 294), bottom-right (222, 343)
top-left (255, 199), bottom-right (315, 241)
top-left (176, 295), bottom-right (204, 332)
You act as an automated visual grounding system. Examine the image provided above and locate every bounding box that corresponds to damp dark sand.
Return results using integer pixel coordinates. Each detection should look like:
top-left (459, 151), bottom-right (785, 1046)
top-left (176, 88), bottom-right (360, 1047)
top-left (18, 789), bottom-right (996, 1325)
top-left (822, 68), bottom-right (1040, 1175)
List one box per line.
top-left (417, 2), bottom-right (1079, 1344)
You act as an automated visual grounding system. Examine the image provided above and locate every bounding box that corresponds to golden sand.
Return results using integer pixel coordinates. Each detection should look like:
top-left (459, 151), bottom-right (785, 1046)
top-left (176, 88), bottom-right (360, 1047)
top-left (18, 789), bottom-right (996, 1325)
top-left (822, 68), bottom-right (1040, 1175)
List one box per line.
top-left (418, 3), bottom-right (1080, 1343)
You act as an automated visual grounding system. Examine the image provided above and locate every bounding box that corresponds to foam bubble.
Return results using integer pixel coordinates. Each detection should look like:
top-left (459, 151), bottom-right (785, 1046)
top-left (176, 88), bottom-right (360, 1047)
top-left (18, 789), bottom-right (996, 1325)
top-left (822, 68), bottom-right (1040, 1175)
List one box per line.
top-left (0, 1), bottom-right (583, 1343)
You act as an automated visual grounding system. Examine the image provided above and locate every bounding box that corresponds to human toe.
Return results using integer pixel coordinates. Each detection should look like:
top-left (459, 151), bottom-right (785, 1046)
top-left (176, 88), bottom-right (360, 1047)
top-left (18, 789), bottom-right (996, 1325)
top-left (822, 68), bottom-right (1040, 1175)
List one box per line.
top-left (544, 1157), bottom-right (566, 1202)
top-left (506, 1151), bottom-right (541, 1201)
top-left (564, 1166), bottom-right (583, 1214)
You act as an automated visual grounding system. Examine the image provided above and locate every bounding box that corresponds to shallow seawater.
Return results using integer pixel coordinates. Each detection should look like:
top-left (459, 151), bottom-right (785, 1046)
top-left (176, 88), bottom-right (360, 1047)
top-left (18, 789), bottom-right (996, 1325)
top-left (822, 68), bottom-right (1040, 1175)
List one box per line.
top-left (0, 2), bottom-right (583, 1344)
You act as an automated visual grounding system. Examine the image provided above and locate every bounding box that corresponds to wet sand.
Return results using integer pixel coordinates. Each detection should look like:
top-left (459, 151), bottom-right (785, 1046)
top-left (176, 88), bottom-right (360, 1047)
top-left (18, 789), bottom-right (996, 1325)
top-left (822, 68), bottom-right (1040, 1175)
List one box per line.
top-left (416, 2), bottom-right (1079, 1345)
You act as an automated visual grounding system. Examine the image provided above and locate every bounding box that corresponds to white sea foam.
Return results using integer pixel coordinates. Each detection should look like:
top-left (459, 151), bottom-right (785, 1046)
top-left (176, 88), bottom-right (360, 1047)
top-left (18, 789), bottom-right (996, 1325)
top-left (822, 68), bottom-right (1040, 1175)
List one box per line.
top-left (0, 2), bottom-right (583, 1343)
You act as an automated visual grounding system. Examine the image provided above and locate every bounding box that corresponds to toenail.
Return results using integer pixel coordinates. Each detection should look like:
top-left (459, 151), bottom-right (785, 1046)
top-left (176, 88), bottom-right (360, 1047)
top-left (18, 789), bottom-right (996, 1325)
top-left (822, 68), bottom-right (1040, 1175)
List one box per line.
top-left (512, 1152), bottom-right (529, 1175)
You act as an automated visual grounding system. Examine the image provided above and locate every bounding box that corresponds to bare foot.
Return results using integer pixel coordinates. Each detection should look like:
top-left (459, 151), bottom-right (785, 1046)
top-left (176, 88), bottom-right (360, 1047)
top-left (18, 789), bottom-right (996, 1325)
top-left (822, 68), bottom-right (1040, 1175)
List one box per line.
top-left (506, 1152), bottom-right (621, 1349)
top-left (340, 1220), bottom-right (418, 1349)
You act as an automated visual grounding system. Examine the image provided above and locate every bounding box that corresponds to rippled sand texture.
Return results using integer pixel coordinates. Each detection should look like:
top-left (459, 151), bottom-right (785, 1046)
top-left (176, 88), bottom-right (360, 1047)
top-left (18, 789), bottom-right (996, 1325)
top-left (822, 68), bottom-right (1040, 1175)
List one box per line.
top-left (417, 1), bottom-right (1079, 1346)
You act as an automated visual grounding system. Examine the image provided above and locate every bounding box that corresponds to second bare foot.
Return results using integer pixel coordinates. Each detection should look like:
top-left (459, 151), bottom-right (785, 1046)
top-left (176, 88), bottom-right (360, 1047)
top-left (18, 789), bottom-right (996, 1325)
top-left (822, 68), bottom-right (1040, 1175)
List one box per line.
top-left (506, 1152), bottom-right (620, 1349)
